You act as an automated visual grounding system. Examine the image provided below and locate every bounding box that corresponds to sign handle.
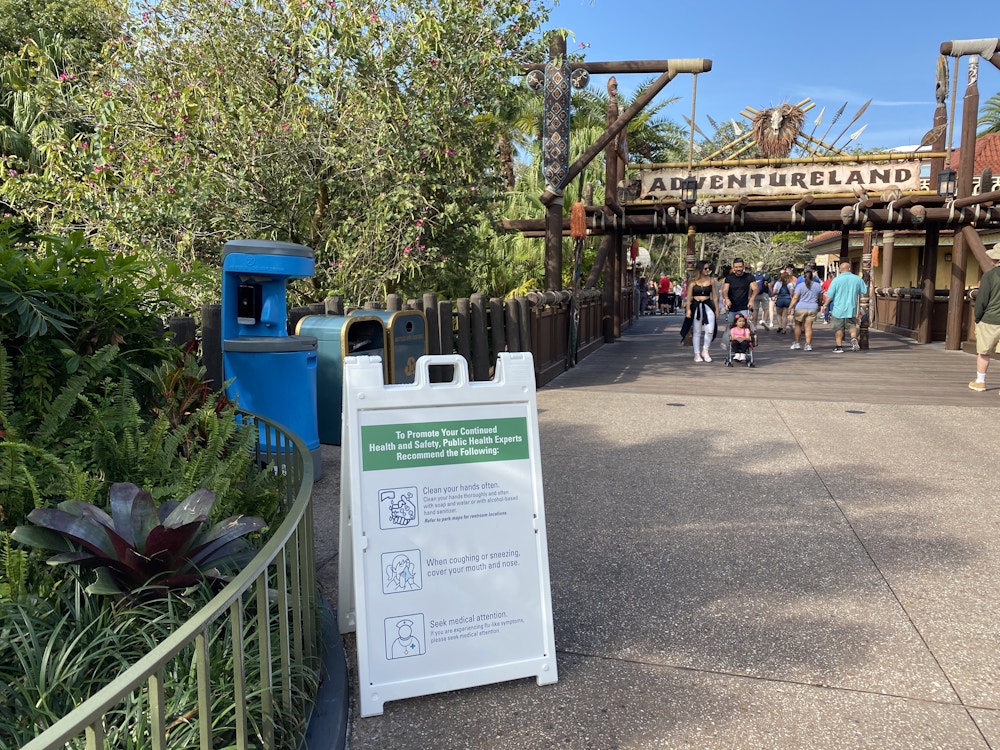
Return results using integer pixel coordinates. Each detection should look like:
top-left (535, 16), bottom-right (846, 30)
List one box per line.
top-left (413, 354), bottom-right (470, 387)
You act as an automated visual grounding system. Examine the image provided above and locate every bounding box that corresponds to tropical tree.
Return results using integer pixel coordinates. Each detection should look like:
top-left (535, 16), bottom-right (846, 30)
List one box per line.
top-left (0, 0), bottom-right (118, 60)
top-left (979, 91), bottom-right (1000, 135)
top-left (1, 0), bottom-right (553, 306)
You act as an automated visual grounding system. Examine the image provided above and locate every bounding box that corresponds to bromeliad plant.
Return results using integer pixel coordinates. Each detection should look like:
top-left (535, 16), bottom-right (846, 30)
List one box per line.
top-left (12, 482), bottom-right (265, 596)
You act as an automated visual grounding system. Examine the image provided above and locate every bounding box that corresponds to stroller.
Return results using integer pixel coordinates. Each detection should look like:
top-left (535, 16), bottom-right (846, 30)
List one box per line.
top-left (725, 317), bottom-right (757, 368)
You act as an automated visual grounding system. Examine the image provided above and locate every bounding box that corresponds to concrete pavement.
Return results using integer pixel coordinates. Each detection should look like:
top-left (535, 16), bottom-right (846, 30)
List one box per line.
top-left (312, 315), bottom-right (1000, 749)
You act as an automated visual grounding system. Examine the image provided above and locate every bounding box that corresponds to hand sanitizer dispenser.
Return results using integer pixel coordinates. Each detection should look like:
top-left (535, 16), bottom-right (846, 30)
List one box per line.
top-left (221, 240), bottom-right (322, 476)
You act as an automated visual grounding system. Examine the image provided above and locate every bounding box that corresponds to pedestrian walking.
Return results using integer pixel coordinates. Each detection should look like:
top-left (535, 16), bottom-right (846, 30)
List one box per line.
top-left (683, 260), bottom-right (719, 363)
top-left (821, 261), bottom-right (868, 353)
top-left (772, 271), bottom-right (795, 334)
top-left (969, 244), bottom-right (1000, 392)
top-left (788, 268), bottom-right (823, 351)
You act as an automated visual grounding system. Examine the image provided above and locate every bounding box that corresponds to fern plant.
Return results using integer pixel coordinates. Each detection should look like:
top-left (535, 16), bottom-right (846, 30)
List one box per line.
top-left (0, 533), bottom-right (29, 599)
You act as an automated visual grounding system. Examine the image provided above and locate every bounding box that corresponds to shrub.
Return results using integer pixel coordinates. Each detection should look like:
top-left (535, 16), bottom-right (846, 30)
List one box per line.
top-left (13, 482), bottom-right (266, 596)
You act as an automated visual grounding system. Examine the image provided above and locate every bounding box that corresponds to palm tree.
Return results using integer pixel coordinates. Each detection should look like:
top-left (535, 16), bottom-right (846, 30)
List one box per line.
top-left (979, 91), bottom-right (1000, 136)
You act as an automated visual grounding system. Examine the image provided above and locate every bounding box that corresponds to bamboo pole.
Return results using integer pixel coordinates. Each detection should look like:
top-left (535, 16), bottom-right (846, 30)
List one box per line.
top-left (632, 151), bottom-right (948, 170)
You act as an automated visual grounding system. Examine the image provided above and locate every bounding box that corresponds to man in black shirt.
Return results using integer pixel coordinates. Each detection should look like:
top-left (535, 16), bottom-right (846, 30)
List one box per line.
top-left (722, 257), bottom-right (759, 331)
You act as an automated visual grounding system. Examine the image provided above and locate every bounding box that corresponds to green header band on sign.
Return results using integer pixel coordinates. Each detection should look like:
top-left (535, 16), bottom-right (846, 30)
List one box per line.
top-left (361, 417), bottom-right (530, 471)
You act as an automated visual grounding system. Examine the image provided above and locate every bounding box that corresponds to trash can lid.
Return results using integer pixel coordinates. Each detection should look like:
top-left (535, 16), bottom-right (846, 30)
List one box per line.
top-left (224, 336), bottom-right (317, 352)
top-left (223, 239), bottom-right (313, 259)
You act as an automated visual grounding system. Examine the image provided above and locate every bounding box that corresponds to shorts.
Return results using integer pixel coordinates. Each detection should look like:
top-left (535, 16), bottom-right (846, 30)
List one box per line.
top-left (658, 292), bottom-right (672, 305)
top-left (830, 315), bottom-right (857, 333)
top-left (793, 309), bottom-right (817, 324)
top-left (975, 321), bottom-right (1000, 355)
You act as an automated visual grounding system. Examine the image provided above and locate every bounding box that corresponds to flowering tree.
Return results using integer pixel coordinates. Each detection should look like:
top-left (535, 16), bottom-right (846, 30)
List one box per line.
top-left (1, 0), bottom-right (551, 304)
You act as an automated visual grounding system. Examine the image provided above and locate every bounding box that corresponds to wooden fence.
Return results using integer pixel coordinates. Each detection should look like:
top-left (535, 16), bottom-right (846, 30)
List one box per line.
top-left (183, 289), bottom-right (610, 389)
top-left (870, 288), bottom-right (973, 343)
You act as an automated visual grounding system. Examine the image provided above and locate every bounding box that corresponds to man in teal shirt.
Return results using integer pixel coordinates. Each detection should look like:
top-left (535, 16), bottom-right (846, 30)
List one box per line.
top-left (820, 261), bottom-right (868, 353)
top-left (969, 244), bottom-right (1000, 392)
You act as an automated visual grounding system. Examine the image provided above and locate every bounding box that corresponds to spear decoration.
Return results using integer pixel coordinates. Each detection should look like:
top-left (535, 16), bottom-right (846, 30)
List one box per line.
top-left (802, 106), bottom-right (825, 155)
top-left (844, 124), bottom-right (868, 148)
top-left (682, 115), bottom-right (711, 143)
top-left (816, 101), bottom-right (847, 149)
top-left (826, 98), bottom-right (872, 153)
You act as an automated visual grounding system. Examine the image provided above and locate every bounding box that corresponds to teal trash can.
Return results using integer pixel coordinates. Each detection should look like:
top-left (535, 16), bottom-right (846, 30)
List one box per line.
top-left (296, 315), bottom-right (387, 445)
top-left (350, 309), bottom-right (427, 384)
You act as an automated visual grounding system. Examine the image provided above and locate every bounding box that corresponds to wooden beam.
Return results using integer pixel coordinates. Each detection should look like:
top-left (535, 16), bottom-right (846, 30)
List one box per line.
top-left (523, 59), bottom-right (713, 75)
top-left (541, 59), bottom-right (711, 205)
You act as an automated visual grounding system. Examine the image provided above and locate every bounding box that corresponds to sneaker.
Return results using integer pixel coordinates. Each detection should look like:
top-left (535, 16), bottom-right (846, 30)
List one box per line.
top-left (694, 354), bottom-right (703, 362)
top-left (702, 349), bottom-right (712, 362)
top-left (832, 347), bottom-right (844, 353)
top-left (851, 337), bottom-right (860, 351)
top-left (969, 380), bottom-right (986, 392)
top-left (790, 342), bottom-right (801, 350)
top-left (804, 344), bottom-right (813, 351)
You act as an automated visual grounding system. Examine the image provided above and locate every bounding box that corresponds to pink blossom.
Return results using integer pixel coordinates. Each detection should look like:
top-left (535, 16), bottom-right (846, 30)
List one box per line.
top-left (166, 187), bottom-right (174, 193)
top-left (7, 169), bottom-right (17, 177)
top-left (403, 246), bottom-right (411, 254)
top-left (415, 219), bottom-right (423, 227)
top-left (103, 90), bottom-right (111, 97)
top-left (370, 13), bottom-right (377, 22)
top-left (281, 123), bottom-right (291, 131)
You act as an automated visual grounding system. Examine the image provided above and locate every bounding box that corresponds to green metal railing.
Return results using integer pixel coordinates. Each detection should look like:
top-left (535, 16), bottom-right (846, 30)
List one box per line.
top-left (21, 411), bottom-right (317, 750)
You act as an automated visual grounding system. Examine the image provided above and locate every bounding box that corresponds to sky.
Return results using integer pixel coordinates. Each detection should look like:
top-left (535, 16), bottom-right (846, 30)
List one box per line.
top-left (544, 0), bottom-right (999, 153)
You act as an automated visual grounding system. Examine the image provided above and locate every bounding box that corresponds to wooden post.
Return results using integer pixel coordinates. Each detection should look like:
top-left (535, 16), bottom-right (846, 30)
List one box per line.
top-left (917, 226), bottom-right (940, 344)
top-left (859, 222), bottom-right (873, 349)
top-left (542, 35), bottom-right (568, 292)
top-left (946, 56), bottom-right (980, 350)
top-left (456, 297), bottom-right (472, 363)
top-left (880, 230), bottom-right (895, 289)
top-left (470, 293), bottom-right (489, 380)
top-left (545, 196), bottom-right (564, 291)
top-left (603, 78), bottom-right (621, 343)
top-left (422, 293), bottom-right (440, 355)
top-left (437, 300), bottom-right (453, 354)
top-left (839, 229), bottom-right (850, 263)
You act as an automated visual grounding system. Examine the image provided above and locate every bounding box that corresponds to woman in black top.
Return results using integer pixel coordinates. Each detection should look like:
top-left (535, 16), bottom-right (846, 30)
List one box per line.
top-left (684, 260), bottom-right (719, 362)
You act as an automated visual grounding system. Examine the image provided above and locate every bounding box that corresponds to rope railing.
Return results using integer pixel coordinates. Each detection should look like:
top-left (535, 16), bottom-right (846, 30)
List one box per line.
top-left (20, 410), bottom-right (317, 750)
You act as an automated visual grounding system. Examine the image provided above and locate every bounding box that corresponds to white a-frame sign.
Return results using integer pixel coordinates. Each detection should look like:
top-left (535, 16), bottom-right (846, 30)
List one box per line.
top-left (338, 353), bottom-right (558, 717)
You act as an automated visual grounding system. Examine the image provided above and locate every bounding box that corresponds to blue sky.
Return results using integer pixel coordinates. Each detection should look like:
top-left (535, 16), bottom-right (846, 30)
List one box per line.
top-left (544, 0), bottom-right (999, 152)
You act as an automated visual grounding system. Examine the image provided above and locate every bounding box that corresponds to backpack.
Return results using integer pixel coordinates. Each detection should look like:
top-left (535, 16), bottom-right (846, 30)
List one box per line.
top-left (754, 272), bottom-right (769, 295)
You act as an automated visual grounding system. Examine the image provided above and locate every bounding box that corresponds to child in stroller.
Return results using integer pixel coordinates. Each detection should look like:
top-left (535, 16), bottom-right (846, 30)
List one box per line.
top-left (726, 313), bottom-right (756, 367)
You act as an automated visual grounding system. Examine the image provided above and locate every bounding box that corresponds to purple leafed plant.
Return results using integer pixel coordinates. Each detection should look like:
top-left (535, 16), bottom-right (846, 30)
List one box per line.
top-left (12, 482), bottom-right (265, 595)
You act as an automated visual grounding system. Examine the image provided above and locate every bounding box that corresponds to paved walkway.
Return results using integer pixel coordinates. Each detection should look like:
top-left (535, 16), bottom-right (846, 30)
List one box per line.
top-left (313, 315), bottom-right (1000, 749)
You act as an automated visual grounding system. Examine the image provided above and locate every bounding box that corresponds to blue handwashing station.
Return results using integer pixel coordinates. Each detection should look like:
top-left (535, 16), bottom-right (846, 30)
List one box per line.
top-left (221, 239), bottom-right (322, 477)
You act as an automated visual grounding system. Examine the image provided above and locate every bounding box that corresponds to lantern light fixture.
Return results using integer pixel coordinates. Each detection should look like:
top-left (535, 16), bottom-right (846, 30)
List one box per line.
top-left (937, 167), bottom-right (957, 197)
top-left (681, 174), bottom-right (698, 204)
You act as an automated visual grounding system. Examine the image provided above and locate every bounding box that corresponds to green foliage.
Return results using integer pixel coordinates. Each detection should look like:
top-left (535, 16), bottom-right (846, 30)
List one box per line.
top-left (0, 584), bottom-right (318, 747)
top-left (0, 0), bottom-right (120, 60)
top-left (1, 0), bottom-right (552, 305)
top-left (13, 482), bottom-right (265, 595)
top-left (979, 91), bottom-right (1000, 136)
top-left (0, 531), bottom-right (29, 598)
top-left (0, 226), bottom-right (188, 429)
